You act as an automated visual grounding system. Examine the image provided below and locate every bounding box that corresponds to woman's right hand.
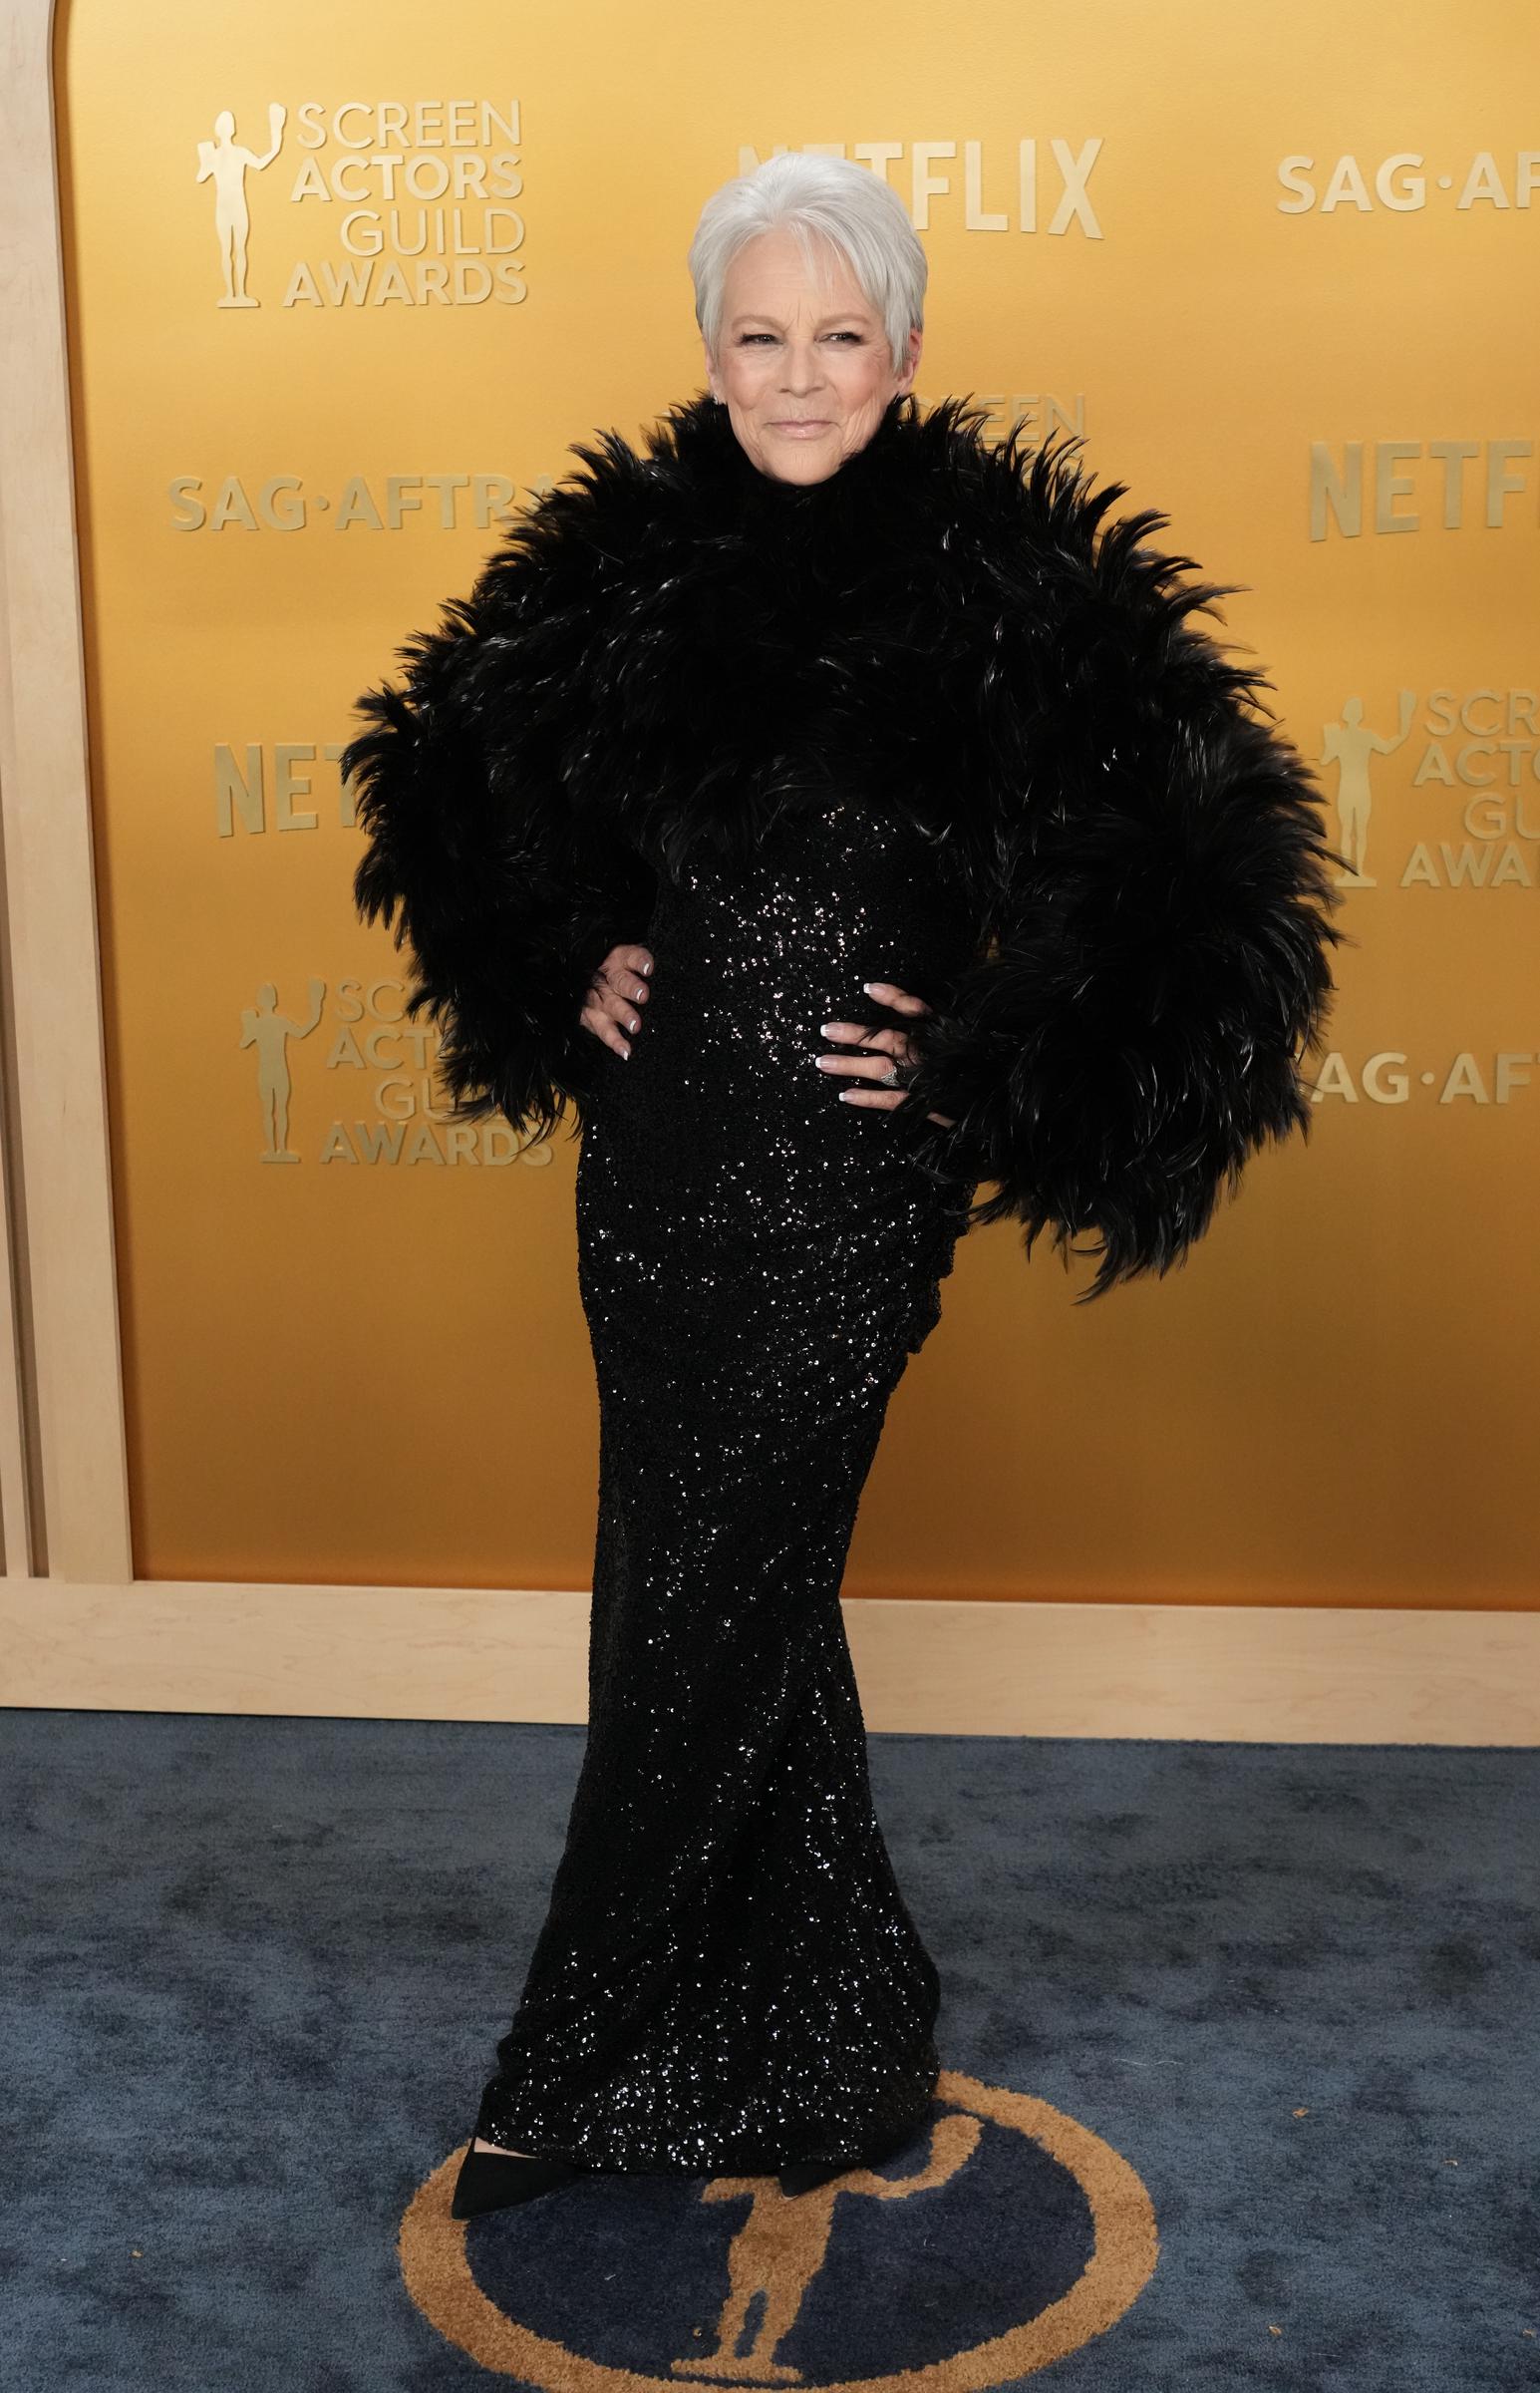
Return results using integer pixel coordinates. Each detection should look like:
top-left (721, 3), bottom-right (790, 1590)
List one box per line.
top-left (580, 943), bottom-right (654, 1059)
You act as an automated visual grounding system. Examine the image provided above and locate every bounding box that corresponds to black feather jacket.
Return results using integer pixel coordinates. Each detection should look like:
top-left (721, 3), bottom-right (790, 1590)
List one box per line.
top-left (342, 387), bottom-right (1343, 1300)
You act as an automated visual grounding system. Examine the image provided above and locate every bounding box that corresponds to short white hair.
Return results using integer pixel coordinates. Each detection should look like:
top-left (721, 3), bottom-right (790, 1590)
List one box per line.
top-left (688, 154), bottom-right (927, 375)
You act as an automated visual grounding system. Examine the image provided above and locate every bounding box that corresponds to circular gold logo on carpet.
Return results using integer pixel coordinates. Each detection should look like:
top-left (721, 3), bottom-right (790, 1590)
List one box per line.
top-left (399, 2068), bottom-right (1158, 2385)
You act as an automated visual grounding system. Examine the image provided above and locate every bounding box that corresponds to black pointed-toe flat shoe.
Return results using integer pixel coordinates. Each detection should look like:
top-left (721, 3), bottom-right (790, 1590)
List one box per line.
top-left (777, 2154), bottom-right (854, 2197)
top-left (451, 2137), bottom-right (584, 2220)
top-left (777, 2121), bottom-right (914, 2198)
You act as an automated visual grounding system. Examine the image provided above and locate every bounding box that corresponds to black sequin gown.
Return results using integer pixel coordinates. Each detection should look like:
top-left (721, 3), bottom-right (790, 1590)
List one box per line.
top-left (473, 790), bottom-right (982, 2176)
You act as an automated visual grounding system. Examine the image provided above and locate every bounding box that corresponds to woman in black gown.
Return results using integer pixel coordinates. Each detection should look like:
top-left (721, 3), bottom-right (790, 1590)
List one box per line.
top-left (341, 155), bottom-right (1340, 2215)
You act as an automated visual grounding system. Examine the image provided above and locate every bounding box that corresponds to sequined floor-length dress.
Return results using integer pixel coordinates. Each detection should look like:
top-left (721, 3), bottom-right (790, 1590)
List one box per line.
top-left (473, 792), bottom-right (983, 2176)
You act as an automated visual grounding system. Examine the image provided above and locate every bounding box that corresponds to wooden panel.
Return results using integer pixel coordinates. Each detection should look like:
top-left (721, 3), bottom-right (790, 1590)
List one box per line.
top-left (3, 1580), bottom-right (1536, 1745)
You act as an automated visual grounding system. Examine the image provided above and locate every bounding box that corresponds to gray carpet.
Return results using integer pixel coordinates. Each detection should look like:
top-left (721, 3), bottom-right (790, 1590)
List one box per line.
top-left (2, 1711), bottom-right (1535, 2390)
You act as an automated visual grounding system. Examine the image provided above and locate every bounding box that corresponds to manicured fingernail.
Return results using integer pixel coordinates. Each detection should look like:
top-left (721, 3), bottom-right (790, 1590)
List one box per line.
top-left (861, 982), bottom-right (878, 994)
top-left (634, 985), bottom-right (646, 1000)
top-left (628, 1017), bottom-right (640, 1032)
top-left (819, 1023), bottom-right (837, 1035)
top-left (838, 1090), bottom-right (855, 1101)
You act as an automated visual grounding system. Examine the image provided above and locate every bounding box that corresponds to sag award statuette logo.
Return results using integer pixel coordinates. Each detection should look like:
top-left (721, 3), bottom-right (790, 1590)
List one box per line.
top-left (1318, 690), bottom-right (1417, 886)
top-left (240, 978), bottom-right (323, 1163)
top-left (238, 977), bottom-right (556, 1169)
top-left (196, 106), bottom-right (287, 307)
top-left (399, 2073), bottom-right (1159, 2384)
top-left (191, 98), bottom-right (527, 308)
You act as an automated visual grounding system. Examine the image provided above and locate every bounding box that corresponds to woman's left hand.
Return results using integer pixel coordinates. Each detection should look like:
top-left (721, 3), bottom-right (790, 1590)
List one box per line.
top-left (816, 981), bottom-right (957, 1125)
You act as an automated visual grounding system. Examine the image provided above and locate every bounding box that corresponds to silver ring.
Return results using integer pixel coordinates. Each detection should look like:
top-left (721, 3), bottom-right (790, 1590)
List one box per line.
top-left (881, 1062), bottom-right (902, 1087)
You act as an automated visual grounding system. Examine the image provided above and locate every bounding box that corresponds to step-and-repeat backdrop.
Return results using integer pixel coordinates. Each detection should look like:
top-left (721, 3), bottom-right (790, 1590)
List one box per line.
top-left (57, 2), bottom-right (1538, 1604)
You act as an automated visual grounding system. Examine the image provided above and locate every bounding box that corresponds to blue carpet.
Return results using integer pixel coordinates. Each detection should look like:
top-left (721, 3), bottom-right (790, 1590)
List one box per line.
top-left (2, 1711), bottom-right (1535, 2390)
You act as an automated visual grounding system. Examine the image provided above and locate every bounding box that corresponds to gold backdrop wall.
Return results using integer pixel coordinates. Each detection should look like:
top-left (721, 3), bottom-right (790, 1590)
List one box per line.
top-left (56, 1), bottom-right (1540, 1606)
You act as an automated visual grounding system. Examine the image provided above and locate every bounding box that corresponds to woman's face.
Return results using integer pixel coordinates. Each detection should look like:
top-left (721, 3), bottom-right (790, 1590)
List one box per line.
top-left (704, 224), bottom-right (921, 486)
